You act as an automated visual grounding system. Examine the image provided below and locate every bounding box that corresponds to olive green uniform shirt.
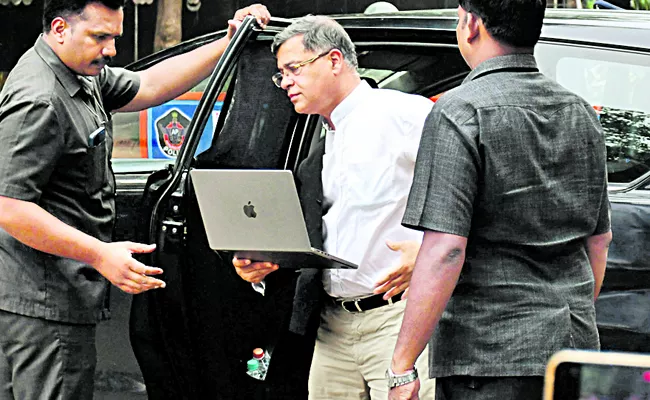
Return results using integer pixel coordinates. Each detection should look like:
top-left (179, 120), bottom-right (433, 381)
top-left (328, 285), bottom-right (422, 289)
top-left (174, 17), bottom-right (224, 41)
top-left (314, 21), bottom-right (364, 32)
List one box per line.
top-left (0, 37), bottom-right (140, 324)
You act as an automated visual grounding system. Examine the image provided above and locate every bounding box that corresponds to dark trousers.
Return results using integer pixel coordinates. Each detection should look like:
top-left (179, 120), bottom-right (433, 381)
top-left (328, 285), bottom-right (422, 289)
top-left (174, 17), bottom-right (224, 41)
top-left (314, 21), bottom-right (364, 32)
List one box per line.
top-left (0, 309), bottom-right (96, 400)
top-left (436, 375), bottom-right (544, 400)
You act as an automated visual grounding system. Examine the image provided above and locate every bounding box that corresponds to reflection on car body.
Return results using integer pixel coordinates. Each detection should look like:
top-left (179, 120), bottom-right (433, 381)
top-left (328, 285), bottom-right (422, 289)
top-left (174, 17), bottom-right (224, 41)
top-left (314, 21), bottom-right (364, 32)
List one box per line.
top-left (99, 8), bottom-right (650, 399)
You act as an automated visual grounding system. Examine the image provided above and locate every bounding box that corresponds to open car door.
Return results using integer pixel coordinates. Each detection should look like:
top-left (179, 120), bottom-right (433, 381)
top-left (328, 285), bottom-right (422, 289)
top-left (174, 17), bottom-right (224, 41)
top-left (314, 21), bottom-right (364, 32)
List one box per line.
top-left (126, 13), bottom-right (475, 400)
top-left (128, 16), bottom-right (315, 400)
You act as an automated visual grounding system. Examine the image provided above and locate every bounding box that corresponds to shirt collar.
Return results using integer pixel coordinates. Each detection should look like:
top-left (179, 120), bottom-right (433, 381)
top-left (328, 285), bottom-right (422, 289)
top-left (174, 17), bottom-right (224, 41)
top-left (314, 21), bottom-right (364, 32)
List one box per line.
top-left (463, 53), bottom-right (538, 84)
top-left (330, 80), bottom-right (372, 130)
top-left (34, 35), bottom-right (84, 98)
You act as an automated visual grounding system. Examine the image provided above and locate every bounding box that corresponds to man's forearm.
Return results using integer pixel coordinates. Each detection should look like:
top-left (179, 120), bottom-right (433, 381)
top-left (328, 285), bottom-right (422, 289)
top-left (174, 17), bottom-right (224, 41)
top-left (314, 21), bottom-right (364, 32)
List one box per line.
top-left (119, 36), bottom-right (230, 112)
top-left (586, 230), bottom-right (612, 300)
top-left (391, 231), bottom-right (467, 373)
top-left (0, 196), bottom-right (103, 265)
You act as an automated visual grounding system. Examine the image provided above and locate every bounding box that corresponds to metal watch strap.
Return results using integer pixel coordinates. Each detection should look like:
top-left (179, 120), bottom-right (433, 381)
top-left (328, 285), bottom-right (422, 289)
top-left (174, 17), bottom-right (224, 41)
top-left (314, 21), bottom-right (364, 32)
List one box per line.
top-left (386, 366), bottom-right (418, 388)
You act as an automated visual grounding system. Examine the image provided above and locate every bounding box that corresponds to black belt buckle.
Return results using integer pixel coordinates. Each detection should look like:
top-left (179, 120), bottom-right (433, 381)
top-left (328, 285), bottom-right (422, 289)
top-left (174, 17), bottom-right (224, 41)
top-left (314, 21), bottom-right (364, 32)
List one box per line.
top-left (337, 292), bottom-right (401, 313)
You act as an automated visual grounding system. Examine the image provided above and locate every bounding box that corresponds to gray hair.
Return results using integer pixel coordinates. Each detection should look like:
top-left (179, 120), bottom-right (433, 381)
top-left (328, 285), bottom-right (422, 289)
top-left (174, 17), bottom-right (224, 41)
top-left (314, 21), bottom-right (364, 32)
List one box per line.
top-left (271, 15), bottom-right (358, 69)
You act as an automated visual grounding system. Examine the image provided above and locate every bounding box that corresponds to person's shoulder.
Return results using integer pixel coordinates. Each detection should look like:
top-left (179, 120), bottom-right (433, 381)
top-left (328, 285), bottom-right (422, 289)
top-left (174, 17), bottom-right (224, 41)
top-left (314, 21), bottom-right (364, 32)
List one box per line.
top-left (98, 65), bottom-right (123, 82)
top-left (442, 75), bottom-right (499, 105)
top-left (368, 88), bottom-right (433, 116)
top-left (98, 65), bottom-right (140, 88)
top-left (540, 76), bottom-right (591, 106)
top-left (428, 86), bottom-right (478, 125)
top-left (3, 48), bottom-right (57, 104)
top-left (372, 87), bottom-right (430, 104)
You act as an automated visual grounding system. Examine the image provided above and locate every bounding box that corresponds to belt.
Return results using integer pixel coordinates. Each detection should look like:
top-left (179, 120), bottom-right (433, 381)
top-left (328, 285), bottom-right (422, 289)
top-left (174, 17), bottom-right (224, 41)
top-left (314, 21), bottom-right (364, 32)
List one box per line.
top-left (331, 292), bottom-right (403, 313)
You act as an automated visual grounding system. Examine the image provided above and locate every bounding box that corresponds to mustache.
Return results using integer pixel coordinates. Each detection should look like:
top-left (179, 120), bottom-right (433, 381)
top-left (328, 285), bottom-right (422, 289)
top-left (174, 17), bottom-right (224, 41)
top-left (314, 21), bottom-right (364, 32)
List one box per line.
top-left (91, 56), bottom-right (112, 66)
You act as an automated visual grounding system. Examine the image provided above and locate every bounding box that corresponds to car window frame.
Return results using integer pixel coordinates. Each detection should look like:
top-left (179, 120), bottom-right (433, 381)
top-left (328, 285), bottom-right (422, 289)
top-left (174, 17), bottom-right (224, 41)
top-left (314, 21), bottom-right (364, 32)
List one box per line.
top-left (535, 40), bottom-right (650, 193)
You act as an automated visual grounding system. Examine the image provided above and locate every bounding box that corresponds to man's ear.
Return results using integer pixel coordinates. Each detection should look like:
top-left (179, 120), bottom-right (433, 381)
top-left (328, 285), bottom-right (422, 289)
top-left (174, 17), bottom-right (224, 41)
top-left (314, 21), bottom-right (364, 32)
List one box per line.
top-left (329, 49), bottom-right (345, 75)
top-left (465, 13), bottom-right (480, 44)
top-left (50, 17), bottom-right (68, 43)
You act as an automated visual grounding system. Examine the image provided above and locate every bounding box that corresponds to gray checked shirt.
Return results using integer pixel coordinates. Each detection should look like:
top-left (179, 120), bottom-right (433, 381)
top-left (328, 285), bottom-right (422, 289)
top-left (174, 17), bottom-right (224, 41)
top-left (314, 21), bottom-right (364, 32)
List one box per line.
top-left (403, 54), bottom-right (610, 377)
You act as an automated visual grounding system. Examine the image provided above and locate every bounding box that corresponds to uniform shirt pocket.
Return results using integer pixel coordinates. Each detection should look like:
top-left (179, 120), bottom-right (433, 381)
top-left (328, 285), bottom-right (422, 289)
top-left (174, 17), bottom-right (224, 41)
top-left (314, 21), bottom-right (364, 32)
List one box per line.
top-left (82, 138), bottom-right (108, 195)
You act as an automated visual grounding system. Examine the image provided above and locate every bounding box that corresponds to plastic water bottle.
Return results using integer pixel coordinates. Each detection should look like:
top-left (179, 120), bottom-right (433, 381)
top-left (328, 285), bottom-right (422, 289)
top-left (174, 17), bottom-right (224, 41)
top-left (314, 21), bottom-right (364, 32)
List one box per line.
top-left (247, 348), bottom-right (271, 381)
top-left (253, 348), bottom-right (270, 370)
top-left (246, 359), bottom-right (264, 380)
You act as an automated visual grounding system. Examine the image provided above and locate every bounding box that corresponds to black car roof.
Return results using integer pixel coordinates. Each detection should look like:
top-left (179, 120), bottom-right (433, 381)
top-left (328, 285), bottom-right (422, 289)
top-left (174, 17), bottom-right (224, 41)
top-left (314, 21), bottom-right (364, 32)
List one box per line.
top-left (329, 9), bottom-right (650, 52)
top-left (129, 8), bottom-right (650, 71)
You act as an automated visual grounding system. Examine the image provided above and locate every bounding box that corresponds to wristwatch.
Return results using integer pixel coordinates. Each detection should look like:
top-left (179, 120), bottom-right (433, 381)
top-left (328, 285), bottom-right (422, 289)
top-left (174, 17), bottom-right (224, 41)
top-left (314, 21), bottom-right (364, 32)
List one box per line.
top-left (386, 366), bottom-right (418, 388)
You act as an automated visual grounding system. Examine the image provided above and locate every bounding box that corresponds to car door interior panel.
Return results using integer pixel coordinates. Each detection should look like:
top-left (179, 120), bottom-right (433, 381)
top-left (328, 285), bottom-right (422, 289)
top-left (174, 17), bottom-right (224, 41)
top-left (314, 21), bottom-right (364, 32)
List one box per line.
top-left (130, 27), bottom-right (306, 399)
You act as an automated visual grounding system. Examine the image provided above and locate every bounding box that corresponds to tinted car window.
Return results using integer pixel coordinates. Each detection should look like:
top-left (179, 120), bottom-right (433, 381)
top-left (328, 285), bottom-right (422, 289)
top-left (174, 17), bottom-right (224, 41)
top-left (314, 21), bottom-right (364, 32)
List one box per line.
top-left (194, 41), bottom-right (299, 170)
top-left (536, 43), bottom-right (650, 184)
top-left (356, 46), bottom-right (467, 96)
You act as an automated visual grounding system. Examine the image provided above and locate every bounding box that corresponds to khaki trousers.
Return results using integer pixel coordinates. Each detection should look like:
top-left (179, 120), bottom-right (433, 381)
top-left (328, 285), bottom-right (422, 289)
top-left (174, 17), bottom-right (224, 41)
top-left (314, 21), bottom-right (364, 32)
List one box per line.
top-left (308, 299), bottom-right (435, 399)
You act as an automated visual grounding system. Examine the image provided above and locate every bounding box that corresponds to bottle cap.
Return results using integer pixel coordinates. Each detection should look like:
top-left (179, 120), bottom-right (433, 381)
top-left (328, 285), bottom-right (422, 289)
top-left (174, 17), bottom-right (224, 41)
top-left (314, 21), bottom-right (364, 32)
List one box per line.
top-left (253, 348), bottom-right (264, 359)
top-left (247, 359), bottom-right (259, 371)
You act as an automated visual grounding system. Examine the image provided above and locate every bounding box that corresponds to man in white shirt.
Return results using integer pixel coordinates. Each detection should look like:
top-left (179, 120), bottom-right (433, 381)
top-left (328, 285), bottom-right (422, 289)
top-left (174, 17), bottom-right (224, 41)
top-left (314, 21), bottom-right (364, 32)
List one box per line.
top-left (233, 16), bottom-right (435, 399)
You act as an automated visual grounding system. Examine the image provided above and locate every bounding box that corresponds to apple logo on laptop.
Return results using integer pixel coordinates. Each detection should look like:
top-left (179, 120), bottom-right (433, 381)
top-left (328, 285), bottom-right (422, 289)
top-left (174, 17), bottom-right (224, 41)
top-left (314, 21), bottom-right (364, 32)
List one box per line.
top-left (243, 201), bottom-right (257, 218)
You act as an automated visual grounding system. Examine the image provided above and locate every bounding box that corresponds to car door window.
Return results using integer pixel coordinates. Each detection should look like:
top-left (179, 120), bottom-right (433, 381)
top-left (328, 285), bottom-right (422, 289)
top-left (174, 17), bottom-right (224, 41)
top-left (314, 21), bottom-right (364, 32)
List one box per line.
top-left (111, 77), bottom-right (222, 173)
top-left (193, 41), bottom-right (300, 170)
top-left (356, 46), bottom-right (468, 98)
top-left (536, 44), bottom-right (650, 185)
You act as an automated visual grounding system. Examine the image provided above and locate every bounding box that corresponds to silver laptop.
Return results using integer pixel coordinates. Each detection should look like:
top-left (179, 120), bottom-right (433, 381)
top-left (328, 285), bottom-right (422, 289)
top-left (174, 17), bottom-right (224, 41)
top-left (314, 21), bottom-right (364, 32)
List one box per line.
top-left (189, 169), bottom-right (357, 270)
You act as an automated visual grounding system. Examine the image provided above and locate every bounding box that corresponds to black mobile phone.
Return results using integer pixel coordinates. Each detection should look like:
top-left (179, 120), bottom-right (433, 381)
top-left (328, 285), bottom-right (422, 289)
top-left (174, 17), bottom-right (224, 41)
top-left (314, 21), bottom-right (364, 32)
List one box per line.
top-left (544, 350), bottom-right (650, 400)
top-left (88, 126), bottom-right (106, 147)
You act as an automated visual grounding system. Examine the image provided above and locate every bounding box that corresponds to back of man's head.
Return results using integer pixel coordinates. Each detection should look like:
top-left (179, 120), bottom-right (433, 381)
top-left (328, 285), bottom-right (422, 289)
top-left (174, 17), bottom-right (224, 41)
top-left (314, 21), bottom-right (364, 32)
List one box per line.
top-left (43, 0), bottom-right (125, 32)
top-left (364, 1), bottom-right (399, 14)
top-left (271, 15), bottom-right (358, 70)
top-left (459, 0), bottom-right (545, 48)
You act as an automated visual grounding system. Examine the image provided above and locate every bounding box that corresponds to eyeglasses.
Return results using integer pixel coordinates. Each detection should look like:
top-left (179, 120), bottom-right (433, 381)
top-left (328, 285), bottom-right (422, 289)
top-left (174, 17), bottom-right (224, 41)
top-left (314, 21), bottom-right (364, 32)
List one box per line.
top-left (271, 49), bottom-right (332, 88)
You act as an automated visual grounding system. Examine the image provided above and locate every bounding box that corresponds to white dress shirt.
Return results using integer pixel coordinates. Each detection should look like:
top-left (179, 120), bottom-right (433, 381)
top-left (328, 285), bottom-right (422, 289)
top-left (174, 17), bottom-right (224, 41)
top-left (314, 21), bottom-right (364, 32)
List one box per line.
top-left (321, 81), bottom-right (433, 299)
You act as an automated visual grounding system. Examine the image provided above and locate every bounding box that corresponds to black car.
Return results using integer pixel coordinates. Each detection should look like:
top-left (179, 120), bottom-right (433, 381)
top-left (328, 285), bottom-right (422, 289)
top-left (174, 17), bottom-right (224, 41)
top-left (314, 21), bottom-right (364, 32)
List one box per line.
top-left (97, 8), bottom-right (650, 399)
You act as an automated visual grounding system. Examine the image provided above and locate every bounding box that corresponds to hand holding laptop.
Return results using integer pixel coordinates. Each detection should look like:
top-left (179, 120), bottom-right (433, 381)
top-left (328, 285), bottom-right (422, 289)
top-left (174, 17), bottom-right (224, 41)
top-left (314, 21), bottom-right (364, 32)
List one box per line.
top-left (232, 257), bottom-right (279, 284)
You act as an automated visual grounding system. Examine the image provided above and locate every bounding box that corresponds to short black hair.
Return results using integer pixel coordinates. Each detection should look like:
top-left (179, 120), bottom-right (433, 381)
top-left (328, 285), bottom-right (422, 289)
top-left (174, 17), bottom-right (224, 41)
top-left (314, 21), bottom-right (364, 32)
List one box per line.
top-left (458, 0), bottom-right (545, 47)
top-left (43, 0), bottom-right (125, 33)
